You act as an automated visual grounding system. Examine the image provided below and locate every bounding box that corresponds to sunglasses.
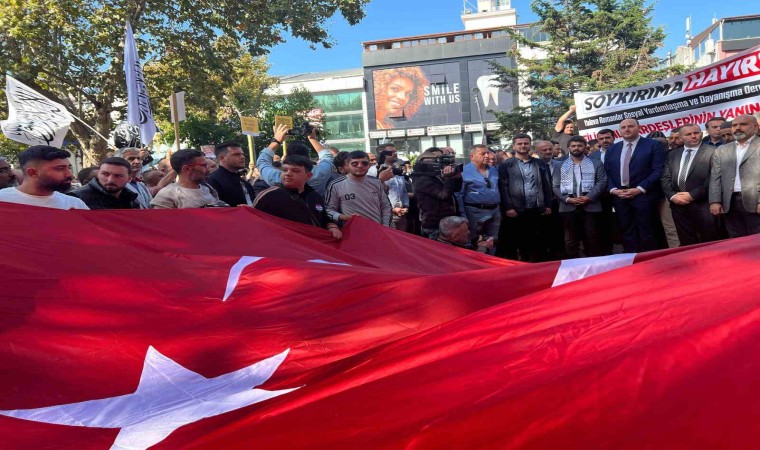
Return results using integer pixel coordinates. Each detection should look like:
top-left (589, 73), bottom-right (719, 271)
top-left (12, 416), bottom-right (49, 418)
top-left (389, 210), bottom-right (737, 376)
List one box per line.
top-left (484, 177), bottom-right (492, 189)
top-left (350, 161), bottom-right (370, 167)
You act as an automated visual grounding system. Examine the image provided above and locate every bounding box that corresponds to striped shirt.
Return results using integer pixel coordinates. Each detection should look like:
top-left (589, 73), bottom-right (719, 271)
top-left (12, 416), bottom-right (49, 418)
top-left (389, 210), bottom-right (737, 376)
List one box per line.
top-left (325, 175), bottom-right (392, 226)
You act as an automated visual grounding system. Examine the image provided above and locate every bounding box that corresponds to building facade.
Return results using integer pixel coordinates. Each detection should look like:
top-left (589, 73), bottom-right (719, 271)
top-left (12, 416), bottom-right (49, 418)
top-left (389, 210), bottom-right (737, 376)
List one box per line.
top-left (274, 0), bottom-right (547, 159)
top-left (671, 14), bottom-right (760, 68)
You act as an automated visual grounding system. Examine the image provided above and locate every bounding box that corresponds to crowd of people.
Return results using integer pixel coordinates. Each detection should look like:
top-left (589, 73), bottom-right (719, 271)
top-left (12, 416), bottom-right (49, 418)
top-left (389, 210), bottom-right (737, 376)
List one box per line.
top-left (1, 108), bottom-right (758, 261)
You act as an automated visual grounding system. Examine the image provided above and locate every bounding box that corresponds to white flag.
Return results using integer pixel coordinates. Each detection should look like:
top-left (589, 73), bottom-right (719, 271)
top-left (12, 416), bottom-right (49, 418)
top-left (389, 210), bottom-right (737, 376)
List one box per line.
top-left (124, 22), bottom-right (157, 146)
top-left (0, 76), bottom-right (73, 148)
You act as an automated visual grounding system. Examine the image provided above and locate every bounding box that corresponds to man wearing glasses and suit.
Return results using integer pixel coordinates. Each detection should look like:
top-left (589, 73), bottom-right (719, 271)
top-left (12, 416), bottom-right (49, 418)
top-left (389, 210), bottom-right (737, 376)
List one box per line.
top-left (496, 134), bottom-right (553, 261)
top-left (325, 151), bottom-right (392, 227)
top-left (456, 144), bottom-right (502, 254)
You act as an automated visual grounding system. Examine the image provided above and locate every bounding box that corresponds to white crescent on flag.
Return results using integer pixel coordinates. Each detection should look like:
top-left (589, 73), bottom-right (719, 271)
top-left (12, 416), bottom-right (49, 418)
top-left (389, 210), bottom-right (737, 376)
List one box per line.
top-left (0, 76), bottom-right (73, 148)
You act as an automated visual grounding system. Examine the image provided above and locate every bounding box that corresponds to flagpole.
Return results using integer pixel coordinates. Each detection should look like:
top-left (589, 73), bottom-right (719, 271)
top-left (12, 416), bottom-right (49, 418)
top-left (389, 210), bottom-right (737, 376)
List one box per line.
top-left (69, 114), bottom-right (119, 151)
top-left (171, 92), bottom-right (181, 153)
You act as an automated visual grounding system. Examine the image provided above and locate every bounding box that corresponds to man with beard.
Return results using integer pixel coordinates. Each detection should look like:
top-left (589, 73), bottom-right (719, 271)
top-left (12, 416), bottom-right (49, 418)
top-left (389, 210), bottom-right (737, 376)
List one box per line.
top-left (667, 128), bottom-right (684, 151)
top-left (0, 146), bottom-right (88, 209)
top-left (589, 128), bottom-right (615, 164)
top-left (661, 124), bottom-right (722, 245)
top-left (0, 156), bottom-right (18, 189)
top-left (151, 149), bottom-right (227, 209)
top-left (207, 142), bottom-right (256, 207)
top-left (709, 114), bottom-right (760, 237)
top-left (69, 157), bottom-right (139, 209)
top-left (719, 121), bottom-right (735, 144)
top-left (553, 136), bottom-right (607, 258)
top-left (118, 147), bottom-right (153, 208)
top-left (497, 134), bottom-right (553, 261)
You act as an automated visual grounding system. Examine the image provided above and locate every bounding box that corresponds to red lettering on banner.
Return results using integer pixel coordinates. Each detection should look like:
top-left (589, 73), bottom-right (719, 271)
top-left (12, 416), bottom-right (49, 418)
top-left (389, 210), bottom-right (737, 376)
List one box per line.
top-left (684, 48), bottom-right (760, 92)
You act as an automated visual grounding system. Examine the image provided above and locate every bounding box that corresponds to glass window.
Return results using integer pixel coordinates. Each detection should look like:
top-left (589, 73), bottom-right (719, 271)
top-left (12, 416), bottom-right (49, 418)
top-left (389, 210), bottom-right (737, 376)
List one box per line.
top-left (722, 19), bottom-right (760, 40)
top-left (323, 113), bottom-right (365, 140)
top-left (313, 92), bottom-right (363, 113)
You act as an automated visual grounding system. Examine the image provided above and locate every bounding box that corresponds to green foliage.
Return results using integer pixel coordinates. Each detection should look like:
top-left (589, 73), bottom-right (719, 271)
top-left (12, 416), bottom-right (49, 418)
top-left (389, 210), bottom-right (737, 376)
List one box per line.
top-left (257, 86), bottom-right (319, 156)
top-left (161, 114), bottom-right (239, 149)
top-left (0, 135), bottom-right (25, 161)
top-left (492, 0), bottom-right (683, 139)
top-left (0, 0), bottom-right (368, 163)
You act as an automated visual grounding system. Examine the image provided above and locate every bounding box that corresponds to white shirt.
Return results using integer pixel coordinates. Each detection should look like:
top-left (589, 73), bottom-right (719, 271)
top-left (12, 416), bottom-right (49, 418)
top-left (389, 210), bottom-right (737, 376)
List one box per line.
top-left (733, 137), bottom-right (755, 192)
top-left (0, 187), bottom-right (89, 210)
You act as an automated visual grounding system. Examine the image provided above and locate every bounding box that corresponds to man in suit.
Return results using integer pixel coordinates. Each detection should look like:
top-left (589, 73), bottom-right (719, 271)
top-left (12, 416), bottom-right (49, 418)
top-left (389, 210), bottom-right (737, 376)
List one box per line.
top-left (589, 128), bottom-right (616, 253)
top-left (535, 140), bottom-right (565, 260)
top-left (709, 114), bottom-right (760, 237)
top-left (604, 118), bottom-right (666, 252)
top-left (553, 136), bottom-right (608, 258)
top-left (497, 133), bottom-right (554, 261)
top-left (661, 124), bottom-right (723, 245)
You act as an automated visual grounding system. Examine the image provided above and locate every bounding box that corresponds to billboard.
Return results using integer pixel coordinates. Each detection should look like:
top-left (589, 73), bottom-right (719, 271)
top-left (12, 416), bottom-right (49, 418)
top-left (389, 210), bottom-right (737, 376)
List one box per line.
top-left (368, 58), bottom-right (514, 131)
top-left (574, 45), bottom-right (760, 140)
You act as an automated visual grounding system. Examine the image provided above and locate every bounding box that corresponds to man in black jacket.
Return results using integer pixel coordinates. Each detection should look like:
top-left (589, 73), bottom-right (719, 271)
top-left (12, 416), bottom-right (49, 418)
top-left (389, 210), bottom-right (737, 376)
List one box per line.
top-left (410, 148), bottom-right (463, 238)
top-left (253, 155), bottom-right (342, 239)
top-left (207, 142), bottom-right (256, 206)
top-left (497, 133), bottom-right (554, 261)
top-left (69, 157), bottom-right (140, 209)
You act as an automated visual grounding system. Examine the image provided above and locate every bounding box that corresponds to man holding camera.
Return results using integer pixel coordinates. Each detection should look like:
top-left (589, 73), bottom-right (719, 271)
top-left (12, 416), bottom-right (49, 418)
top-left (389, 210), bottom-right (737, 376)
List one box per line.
top-left (372, 145), bottom-right (409, 230)
top-left (410, 147), bottom-right (463, 238)
top-left (256, 124), bottom-right (334, 197)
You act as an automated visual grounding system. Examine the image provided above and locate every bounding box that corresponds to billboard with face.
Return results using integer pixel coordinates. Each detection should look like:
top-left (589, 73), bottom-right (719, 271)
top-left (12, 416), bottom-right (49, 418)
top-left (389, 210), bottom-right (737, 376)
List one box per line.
top-left (368, 57), bottom-right (514, 131)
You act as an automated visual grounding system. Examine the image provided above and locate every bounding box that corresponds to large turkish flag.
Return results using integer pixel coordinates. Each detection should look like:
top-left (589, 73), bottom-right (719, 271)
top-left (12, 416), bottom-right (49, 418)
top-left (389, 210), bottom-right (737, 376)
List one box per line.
top-left (1, 203), bottom-right (757, 449)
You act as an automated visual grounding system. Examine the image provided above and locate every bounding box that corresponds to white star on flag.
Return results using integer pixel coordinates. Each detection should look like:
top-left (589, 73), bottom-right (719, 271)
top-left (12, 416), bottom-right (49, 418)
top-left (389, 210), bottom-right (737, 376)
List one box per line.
top-left (0, 346), bottom-right (299, 450)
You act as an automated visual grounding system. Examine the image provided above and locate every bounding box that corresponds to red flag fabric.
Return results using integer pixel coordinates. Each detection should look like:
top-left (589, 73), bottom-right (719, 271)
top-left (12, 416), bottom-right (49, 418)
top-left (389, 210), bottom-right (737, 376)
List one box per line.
top-left (1, 203), bottom-right (757, 449)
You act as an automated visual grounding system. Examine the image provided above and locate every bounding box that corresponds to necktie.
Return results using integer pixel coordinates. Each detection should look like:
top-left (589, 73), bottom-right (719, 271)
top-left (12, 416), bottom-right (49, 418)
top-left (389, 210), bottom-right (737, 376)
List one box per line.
top-left (678, 149), bottom-right (693, 191)
top-left (621, 142), bottom-right (633, 186)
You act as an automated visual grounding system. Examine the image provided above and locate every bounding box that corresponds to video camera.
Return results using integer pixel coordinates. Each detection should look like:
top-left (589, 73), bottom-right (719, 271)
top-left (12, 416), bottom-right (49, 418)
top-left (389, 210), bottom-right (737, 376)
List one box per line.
top-left (287, 122), bottom-right (317, 137)
top-left (413, 154), bottom-right (463, 175)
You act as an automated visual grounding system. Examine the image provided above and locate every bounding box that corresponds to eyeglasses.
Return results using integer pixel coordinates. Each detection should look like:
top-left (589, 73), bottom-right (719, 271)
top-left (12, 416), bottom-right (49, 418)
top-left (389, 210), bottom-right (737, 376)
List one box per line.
top-left (0, 167), bottom-right (11, 174)
top-left (350, 161), bottom-right (370, 167)
top-left (484, 177), bottom-right (492, 189)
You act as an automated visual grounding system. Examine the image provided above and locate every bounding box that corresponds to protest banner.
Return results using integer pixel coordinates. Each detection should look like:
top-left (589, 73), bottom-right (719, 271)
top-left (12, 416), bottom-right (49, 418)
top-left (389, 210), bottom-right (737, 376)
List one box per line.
top-left (240, 116), bottom-right (260, 162)
top-left (574, 45), bottom-right (760, 140)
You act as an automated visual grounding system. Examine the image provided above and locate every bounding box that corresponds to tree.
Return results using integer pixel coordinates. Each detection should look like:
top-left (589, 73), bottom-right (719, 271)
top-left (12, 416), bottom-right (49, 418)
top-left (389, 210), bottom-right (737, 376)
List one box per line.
top-left (491, 0), bottom-right (681, 140)
top-left (255, 86), bottom-right (319, 157)
top-left (0, 0), bottom-right (368, 164)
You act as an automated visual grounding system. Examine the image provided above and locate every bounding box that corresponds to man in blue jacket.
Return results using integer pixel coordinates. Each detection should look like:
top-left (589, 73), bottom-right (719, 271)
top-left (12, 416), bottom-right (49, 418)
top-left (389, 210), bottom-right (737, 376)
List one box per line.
top-left (604, 118), bottom-right (666, 252)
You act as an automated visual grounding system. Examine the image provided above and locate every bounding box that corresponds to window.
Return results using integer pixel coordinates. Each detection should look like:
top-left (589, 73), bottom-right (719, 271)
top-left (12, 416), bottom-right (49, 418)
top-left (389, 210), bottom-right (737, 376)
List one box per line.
top-left (722, 18), bottom-right (760, 40)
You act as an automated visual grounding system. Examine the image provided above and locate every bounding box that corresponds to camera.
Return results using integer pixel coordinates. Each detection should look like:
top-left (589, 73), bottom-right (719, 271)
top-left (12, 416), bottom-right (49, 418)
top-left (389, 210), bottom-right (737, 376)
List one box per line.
top-left (379, 163), bottom-right (405, 177)
top-left (413, 154), bottom-right (463, 175)
top-left (287, 122), bottom-right (316, 136)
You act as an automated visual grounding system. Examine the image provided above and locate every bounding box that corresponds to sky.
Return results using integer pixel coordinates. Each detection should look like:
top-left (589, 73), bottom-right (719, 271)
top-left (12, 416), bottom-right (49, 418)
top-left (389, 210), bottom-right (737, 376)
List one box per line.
top-left (266, 0), bottom-right (759, 76)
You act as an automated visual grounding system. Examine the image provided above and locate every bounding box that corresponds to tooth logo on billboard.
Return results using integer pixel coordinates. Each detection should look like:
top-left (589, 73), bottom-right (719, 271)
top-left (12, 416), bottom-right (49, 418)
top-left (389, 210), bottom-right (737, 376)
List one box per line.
top-left (476, 75), bottom-right (501, 108)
